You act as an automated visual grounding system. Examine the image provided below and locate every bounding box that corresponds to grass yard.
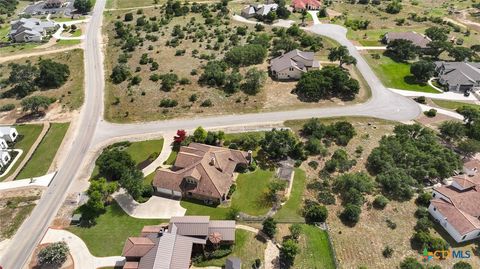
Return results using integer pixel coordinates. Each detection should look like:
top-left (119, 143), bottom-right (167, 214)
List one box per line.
top-left (431, 99), bottom-right (480, 110)
top-left (0, 124), bottom-right (43, 181)
top-left (163, 150), bottom-right (177, 165)
top-left (194, 229), bottom-right (267, 269)
top-left (124, 139), bottom-right (164, 165)
top-left (0, 49), bottom-right (84, 116)
top-left (68, 202), bottom-right (165, 256)
top-left (274, 168), bottom-right (306, 222)
top-left (295, 224), bottom-right (336, 269)
top-left (231, 169), bottom-right (274, 216)
top-left (56, 39), bottom-right (81, 46)
top-left (181, 168), bottom-right (275, 218)
top-left (16, 123), bottom-right (70, 179)
top-left (364, 53), bottom-right (440, 93)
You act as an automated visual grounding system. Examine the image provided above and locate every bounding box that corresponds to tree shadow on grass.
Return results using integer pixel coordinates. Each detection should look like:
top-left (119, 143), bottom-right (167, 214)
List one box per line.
top-left (16, 111), bottom-right (46, 123)
top-left (404, 75), bottom-right (428, 87)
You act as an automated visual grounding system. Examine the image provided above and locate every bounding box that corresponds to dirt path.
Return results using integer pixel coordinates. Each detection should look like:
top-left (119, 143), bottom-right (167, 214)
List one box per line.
top-left (0, 45), bottom-right (82, 64)
top-left (236, 224), bottom-right (280, 269)
top-left (4, 122), bottom-right (50, 182)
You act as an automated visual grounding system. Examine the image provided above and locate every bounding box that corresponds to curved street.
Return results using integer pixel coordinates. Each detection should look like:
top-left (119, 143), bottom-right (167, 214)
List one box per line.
top-left (0, 2), bottom-right (422, 268)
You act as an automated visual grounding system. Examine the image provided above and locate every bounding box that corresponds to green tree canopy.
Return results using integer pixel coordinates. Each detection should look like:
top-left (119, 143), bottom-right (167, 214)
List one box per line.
top-left (21, 96), bottom-right (54, 113)
top-left (36, 59), bottom-right (70, 88)
top-left (386, 39), bottom-right (419, 62)
top-left (328, 46), bottom-right (357, 67)
top-left (224, 44), bottom-right (267, 67)
top-left (410, 60), bottom-right (435, 82)
top-left (261, 128), bottom-right (297, 160)
top-left (74, 0), bottom-right (93, 13)
top-left (38, 241), bottom-right (69, 267)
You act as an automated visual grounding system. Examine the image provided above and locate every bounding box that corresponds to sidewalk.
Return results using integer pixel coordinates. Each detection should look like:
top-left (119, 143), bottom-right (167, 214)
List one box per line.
top-left (389, 88), bottom-right (479, 102)
top-left (419, 104), bottom-right (464, 120)
top-left (236, 225), bottom-right (280, 269)
top-left (141, 132), bottom-right (174, 176)
top-left (0, 172), bottom-right (56, 191)
top-left (41, 228), bottom-right (125, 269)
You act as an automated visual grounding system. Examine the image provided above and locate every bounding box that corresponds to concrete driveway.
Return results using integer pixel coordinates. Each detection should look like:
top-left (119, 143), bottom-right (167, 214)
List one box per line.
top-left (113, 188), bottom-right (186, 219)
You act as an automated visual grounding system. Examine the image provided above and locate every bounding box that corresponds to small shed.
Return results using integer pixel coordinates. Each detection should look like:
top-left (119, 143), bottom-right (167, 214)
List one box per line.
top-left (70, 213), bottom-right (82, 225)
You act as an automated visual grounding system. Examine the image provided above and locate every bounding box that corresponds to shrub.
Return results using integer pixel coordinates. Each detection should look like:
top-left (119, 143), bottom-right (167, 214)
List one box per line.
top-left (414, 217), bottom-right (433, 232)
top-left (0, 104), bottom-right (15, 112)
top-left (382, 246), bottom-right (393, 258)
top-left (289, 224), bottom-right (302, 240)
top-left (424, 108), bottom-right (437, 117)
top-left (453, 261), bottom-right (473, 269)
top-left (159, 98), bottom-right (178, 108)
top-left (304, 201), bottom-right (328, 223)
top-left (189, 94), bottom-right (198, 102)
top-left (262, 217), bottom-right (277, 238)
top-left (340, 203), bottom-right (361, 225)
top-left (414, 96), bottom-right (426, 104)
top-left (415, 207), bottom-right (429, 219)
top-left (200, 99), bottom-right (213, 107)
top-left (37, 241), bottom-right (69, 266)
top-left (416, 192), bottom-right (432, 207)
top-left (373, 195), bottom-right (389, 209)
top-left (280, 239), bottom-right (299, 265)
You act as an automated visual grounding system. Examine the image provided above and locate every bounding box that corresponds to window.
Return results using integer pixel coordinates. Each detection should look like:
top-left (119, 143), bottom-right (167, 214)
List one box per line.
top-left (477, 231), bottom-right (480, 237)
top-left (433, 207), bottom-right (436, 211)
top-left (462, 235), bottom-right (466, 240)
top-left (188, 192), bottom-right (192, 196)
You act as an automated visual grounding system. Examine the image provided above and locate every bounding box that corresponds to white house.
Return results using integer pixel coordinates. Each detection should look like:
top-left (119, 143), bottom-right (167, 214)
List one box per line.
top-left (241, 3), bottom-right (278, 18)
top-left (9, 18), bottom-right (56, 43)
top-left (0, 126), bottom-right (18, 142)
top-left (270, 49), bottom-right (320, 80)
top-left (0, 151), bottom-right (11, 167)
top-left (429, 159), bottom-right (480, 243)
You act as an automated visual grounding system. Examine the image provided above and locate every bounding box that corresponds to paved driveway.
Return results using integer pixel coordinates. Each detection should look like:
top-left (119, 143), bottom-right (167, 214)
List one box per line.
top-left (113, 188), bottom-right (186, 219)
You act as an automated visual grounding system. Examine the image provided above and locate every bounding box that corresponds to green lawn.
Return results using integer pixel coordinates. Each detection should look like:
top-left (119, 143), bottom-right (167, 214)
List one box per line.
top-left (0, 124), bottom-right (43, 181)
top-left (180, 199), bottom-right (231, 220)
top-left (295, 225), bottom-right (336, 269)
top-left (70, 29), bottom-right (82, 37)
top-left (16, 123), bottom-right (70, 179)
top-left (56, 39), bottom-right (81, 46)
top-left (365, 53), bottom-right (440, 93)
top-left (194, 229), bottom-right (266, 268)
top-left (124, 139), bottom-right (163, 165)
top-left (181, 168), bottom-right (275, 218)
top-left (358, 40), bottom-right (383, 46)
top-left (163, 150), bottom-right (177, 165)
top-left (68, 202), bottom-right (164, 256)
top-left (431, 99), bottom-right (480, 110)
top-left (275, 168), bottom-right (306, 222)
top-left (106, 0), bottom-right (156, 9)
top-left (231, 169), bottom-right (274, 216)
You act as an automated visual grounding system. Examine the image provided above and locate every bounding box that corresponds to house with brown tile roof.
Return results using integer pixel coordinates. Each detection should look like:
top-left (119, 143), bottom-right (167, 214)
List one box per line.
top-left (429, 160), bottom-right (480, 242)
top-left (291, 0), bottom-right (321, 11)
top-left (121, 216), bottom-right (236, 269)
top-left (153, 143), bottom-right (251, 203)
top-left (270, 49), bottom-right (321, 80)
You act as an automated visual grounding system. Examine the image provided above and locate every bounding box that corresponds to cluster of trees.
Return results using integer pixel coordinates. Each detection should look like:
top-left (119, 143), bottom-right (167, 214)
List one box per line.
top-left (367, 124), bottom-right (461, 200)
top-left (224, 44), bottom-right (267, 67)
top-left (256, 0), bottom-right (290, 23)
top-left (334, 172), bottom-right (374, 225)
top-left (3, 60), bottom-right (70, 99)
top-left (21, 96), bottom-right (56, 114)
top-left (74, 0), bottom-right (93, 13)
top-left (260, 128), bottom-right (305, 161)
top-left (82, 178), bottom-right (118, 222)
top-left (0, 0), bottom-right (17, 15)
top-left (324, 149), bottom-right (357, 173)
top-left (271, 25), bottom-right (324, 56)
top-left (387, 26), bottom-right (478, 63)
top-left (95, 146), bottom-right (150, 203)
top-left (294, 66), bottom-right (360, 102)
top-left (302, 118), bottom-right (357, 146)
top-left (440, 106), bottom-right (480, 157)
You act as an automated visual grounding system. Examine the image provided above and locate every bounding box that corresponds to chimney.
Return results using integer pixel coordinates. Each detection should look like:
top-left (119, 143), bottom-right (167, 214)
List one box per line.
top-left (247, 150), bottom-right (253, 164)
top-left (210, 157), bottom-right (216, 166)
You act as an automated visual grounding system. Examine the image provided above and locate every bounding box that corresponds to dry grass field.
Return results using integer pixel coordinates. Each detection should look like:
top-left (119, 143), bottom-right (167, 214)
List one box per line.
top-left (103, 4), bottom-right (369, 123)
top-left (325, 0), bottom-right (480, 47)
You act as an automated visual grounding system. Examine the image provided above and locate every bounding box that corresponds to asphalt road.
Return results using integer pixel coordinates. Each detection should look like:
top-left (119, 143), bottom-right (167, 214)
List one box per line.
top-left (0, 4), bottom-right (421, 268)
top-left (93, 24), bottom-right (421, 144)
top-left (0, 0), bottom-right (106, 268)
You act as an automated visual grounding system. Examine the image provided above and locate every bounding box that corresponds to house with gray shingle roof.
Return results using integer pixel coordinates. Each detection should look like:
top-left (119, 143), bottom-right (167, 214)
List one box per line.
top-left (383, 31), bottom-right (431, 49)
top-left (434, 61), bottom-right (480, 93)
top-left (9, 18), bottom-right (56, 43)
top-left (241, 2), bottom-right (278, 19)
top-left (270, 49), bottom-right (320, 80)
top-left (121, 216), bottom-right (236, 269)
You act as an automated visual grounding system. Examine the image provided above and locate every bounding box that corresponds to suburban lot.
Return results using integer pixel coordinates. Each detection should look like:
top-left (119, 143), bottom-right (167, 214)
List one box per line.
top-left (0, 49), bottom-right (85, 122)
top-left (16, 122), bottom-right (70, 179)
top-left (103, 5), bottom-right (368, 123)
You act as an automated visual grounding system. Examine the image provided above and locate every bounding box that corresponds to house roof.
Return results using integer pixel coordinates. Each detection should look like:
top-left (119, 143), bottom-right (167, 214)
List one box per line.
top-left (169, 216), bottom-right (210, 236)
top-left (153, 143), bottom-right (249, 199)
top-left (291, 0), bottom-right (321, 9)
top-left (122, 237), bottom-right (155, 258)
top-left (464, 159), bottom-right (480, 172)
top-left (270, 49), bottom-right (318, 73)
top-left (435, 61), bottom-right (480, 87)
top-left (208, 220), bottom-right (236, 241)
top-left (385, 31), bottom-right (431, 48)
top-left (141, 225), bottom-right (163, 235)
top-left (431, 198), bottom-right (480, 235)
top-left (123, 262), bottom-right (139, 269)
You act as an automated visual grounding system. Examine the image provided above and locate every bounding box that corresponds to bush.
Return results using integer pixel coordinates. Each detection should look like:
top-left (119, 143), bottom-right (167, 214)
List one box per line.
top-left (200, 99), bottom-right (213, 107)
top-left (382, 246), bottom-right (393, 258)
top-left (415, 207), bottom-right (429, 219)
top-left (373, 195), bottom-right (389, 209)
top-left (262, 217), bottom-right (277, 238)
top-left (280, 239), bottom-right (299, 265)
top-left (0, 104), bottom-right (15, 112)
top-left (416, 192), bottom-right (432, 207)
top-left (38, 241), bottom-right (69, 266)
top-left (424, 109), bottom-right (437, 117)
top-left (414, 96), bottom-right (426, 104)
top-left (304, 201), bottom-right (328, 223)
top-left (36, 59), bottom-right (70, 88)
top-left (414, 217), bottom-right (433, 232)
top-left (159, 98), bottom-right (178, 108)
top-left (289, 224), bottom-right (302, 240)
top-left (453, 261), bottom-right (473, 269)
top-left (340, 203), bottom-right (361, 225)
